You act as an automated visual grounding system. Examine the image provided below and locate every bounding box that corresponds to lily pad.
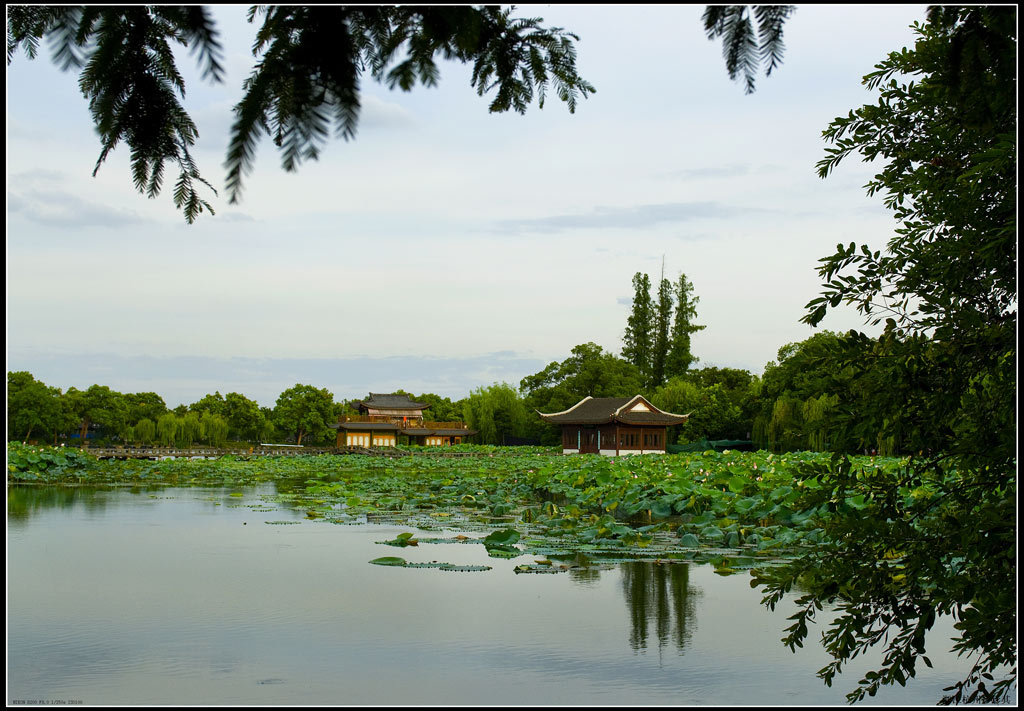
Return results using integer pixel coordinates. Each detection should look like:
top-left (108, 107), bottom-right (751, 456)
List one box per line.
top-left (369, 556), bottom-right (408, 566)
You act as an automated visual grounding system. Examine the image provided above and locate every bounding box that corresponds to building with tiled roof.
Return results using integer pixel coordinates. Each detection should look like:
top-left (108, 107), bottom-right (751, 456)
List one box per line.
top-left (331, 393), bottom-right (476, 448)
top-left (537, 395), bottom-right (688, 455)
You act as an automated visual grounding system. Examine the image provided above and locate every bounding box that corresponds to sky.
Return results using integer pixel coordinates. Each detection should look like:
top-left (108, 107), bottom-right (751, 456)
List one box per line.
top-left (6, 4), bottom-right (930, 408)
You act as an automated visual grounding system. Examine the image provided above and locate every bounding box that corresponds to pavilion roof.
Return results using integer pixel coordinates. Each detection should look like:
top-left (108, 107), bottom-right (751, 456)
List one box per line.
top-left (537, 395), bottom-right (689, 426)
top-left (351, 393), bottom-right (430, 411)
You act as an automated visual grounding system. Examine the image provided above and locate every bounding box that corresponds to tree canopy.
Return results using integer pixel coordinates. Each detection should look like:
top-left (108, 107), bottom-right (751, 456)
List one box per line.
top-left (754, 7), bottom-right (1017, 704)
top-left (622, 271), bottom-right (705, 388)
top-left (7, 371), bottom-right (75, 444)
top-left (521, 342), bottom-right (646, 444)
top-left (462, 383), bottom-right (529, 446)
top-left (272, 383), bottom-right (335, 446)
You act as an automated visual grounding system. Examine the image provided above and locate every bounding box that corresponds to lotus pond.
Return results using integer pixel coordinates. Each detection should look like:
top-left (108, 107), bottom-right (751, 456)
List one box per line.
top-left (5, 445), bottom-right (994, 705)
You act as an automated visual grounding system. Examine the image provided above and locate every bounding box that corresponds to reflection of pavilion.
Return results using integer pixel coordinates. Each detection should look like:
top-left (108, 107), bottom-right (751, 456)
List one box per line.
top-left (620, 562), bottom-right (700, 652)
top-left (331, 393), bottom-right (476, 448)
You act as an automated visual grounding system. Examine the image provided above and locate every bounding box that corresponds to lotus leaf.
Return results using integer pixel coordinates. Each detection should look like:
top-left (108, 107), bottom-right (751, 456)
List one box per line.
top-left (369, 556), bottom-right (408, 566)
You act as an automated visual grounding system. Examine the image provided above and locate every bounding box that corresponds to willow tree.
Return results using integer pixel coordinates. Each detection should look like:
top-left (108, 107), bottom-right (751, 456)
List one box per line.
top-left (156, 412), bottom-right (179, 446)
top-left (134, 417), bottom-right (156, 446)
top-left (462, 383), bottom-right (528, 446)
top-left (177, 412), bottom-right (203, 448)
top-left (201, 412), bottom-right (229, 447)
top-left (801, 393), bottom-right (838, 452)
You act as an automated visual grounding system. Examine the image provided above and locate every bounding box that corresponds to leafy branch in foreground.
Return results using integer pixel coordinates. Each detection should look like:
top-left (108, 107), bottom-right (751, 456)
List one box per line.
top-left (8, 5), bottom-right (797, 222)
top-left (8, 5), bottom-right (595, 221)
top-left (772, 7), bottom-right (1016, 704)
top-left (8, 6), bottom-right (223, 222)
top-left (702, 5), bottom-right (796, 94)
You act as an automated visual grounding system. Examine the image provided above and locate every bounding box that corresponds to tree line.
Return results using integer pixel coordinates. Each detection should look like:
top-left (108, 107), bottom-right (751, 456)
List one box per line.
top-left (7, 317), bottom-right (933, 456)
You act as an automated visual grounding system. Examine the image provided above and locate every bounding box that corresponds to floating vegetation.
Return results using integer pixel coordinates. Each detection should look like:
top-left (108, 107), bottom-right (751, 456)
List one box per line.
top-left (514, 564), bottom-right (566, 574)
top-left (369, 556), bottom-right (491, 572)
top-left (9, 442), bottom-right (914, 576)
top-left (379, 532), bottom-right (419, 547)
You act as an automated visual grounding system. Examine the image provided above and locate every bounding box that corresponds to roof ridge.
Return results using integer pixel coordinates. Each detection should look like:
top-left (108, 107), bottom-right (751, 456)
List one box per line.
top-left (613, 394), bottom-right (645, 416)
top-left (536, 395), bottom-right (593, 418)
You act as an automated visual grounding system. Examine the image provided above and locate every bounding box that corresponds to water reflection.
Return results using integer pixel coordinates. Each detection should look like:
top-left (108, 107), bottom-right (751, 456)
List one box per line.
top-left (7, 484), bottom-right (1003, 706)
top-left (7, 486), bottom-right (113, 526)
top-left (620, 561), bottom-right (700, 653)
top-left (6, 484), bottom-right (248, 527)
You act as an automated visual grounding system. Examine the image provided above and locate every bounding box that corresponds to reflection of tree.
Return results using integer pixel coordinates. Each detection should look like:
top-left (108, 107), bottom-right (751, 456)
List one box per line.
top-left (621, 561), bottom-right (701, 652)
top-left (567, 565), bottom-right (603, 587)
top-left (6, 486), bottom-right (113, 525)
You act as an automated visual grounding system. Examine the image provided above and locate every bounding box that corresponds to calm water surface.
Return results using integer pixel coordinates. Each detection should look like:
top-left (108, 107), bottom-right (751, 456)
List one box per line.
top-left (6, 484), bottom-right (994, 705)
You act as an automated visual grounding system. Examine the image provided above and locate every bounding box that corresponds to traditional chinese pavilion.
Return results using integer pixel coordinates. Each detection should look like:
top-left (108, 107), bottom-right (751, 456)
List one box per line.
top-left (331, 393), bottom-right (476, 448)
top-left (537, 395), bottom-right (689, 455)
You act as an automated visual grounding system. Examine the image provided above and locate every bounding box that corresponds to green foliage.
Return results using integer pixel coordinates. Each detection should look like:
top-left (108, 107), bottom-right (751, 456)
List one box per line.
top-left (665, 273), bottom-right (705, 379)
top-left (156, 412), bottom-right (179, 446)
top-left (134, 417), bottom-right (156, 445)
top-left (6, 371), bottom-right (76, 444)
top-left (752, 332), bottom-right (860, 453)
top-left (762, 8), bottom-right (1017, 704)
top-left (177, 411), bottom-right (203, 448)
top-left (124, 391), bottom-right (168, 426)
top-left (702, 5), bottom-right (796, 94)
top-left (623, 271), bottom-right (705, 388)
top-left (7, 6), bottom-right (594, 221)
top-left (7, 6), bottom-right (807, 223)
top-left (521, 343), bottom-right (645, 443)
top-left (273, 383), bottom-right (335, 446)
top-left (652, 379), bottom-right (742, 445)
top-left (380, 532), bottom-right (419, 547)
top-left (65, 383), bottom-right (129, 442)
top-left (622, 272), bottom-right (654, 377)
top-left (6, 441), bottom-right (96, 481)
top-left (412, 392), bottom-right (464, 423)
top-left (201, 412), bottom-right (229, 448)
top-left (6, 6), bottom-right (222, 222)
top-left (189, 391), bottom-right (226, 417)
top-left (224, 6), bottom-right (596, 205)
top-left (223, 392), bottom-right (267, 443)
top-left (651, 367), bottom-right (757, 444)
top-left (650, 276), bottom-right (674, 388)
top-left (462, 383), bottom-right (529, 445)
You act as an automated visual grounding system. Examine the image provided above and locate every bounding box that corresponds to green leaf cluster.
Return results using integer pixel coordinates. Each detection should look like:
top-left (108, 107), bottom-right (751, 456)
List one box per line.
top-left (776, 7), bottom-right (1017, 704)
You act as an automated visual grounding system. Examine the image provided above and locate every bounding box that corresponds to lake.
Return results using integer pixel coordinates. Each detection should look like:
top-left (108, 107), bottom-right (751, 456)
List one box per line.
top-left (6, 483), bottom-right (995, 705)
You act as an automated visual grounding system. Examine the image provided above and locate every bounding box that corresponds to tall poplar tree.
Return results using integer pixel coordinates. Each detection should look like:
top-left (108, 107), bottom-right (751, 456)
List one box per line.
top-left (622, 272), bottom-right (654, 378)
top-left (650, 276), bottom-right (674, 388)
top-left (665, 273), bottom-right (705, 378)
